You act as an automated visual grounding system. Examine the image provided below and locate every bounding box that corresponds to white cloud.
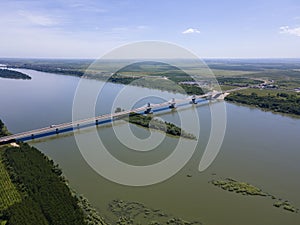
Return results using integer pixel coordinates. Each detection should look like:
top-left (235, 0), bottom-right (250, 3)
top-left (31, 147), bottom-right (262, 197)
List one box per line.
top-left (69, 3), bottom-right (107, 13)
top-left (136, 25), bottom-right (148, 30)
top-left (18, 11), bottom-right (59, 26)
top-left (182, 28), bottom-right (200, 34)
top-left (280, 26), bottom-right (300, 37)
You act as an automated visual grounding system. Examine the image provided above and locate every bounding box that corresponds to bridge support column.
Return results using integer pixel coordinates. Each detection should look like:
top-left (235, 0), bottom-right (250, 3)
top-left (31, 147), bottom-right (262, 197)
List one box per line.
top-left (144, 103), bottom-right (152, 114)
top-left (169, 98), bottom-right (176, 109)
top-left (191, 95), bottom-right (197, 104)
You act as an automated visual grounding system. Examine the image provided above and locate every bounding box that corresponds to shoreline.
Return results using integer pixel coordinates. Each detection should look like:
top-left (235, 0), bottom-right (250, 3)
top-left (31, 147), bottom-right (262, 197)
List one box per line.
top-left (225, 97), bottom-right (300, 118)
top-left (0, 119), bottom-right (109, 225)
top-left (13, 66), bottom-right (300, 118)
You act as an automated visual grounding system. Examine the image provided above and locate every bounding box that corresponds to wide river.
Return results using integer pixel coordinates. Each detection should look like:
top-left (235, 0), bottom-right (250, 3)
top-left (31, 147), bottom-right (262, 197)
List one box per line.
top-left (0, 69), bottom-right (299, 225)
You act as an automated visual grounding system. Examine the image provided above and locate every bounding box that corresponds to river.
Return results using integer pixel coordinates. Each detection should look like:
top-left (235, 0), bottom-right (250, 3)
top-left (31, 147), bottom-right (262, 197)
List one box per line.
top-left (0, 69), bottom-right (299, 225)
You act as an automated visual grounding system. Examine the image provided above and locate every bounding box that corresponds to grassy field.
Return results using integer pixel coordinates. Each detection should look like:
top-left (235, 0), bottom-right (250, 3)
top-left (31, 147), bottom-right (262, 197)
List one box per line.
top-left (220, 85), bottom-right (238, 91)
top-left (0, 149), bottom-right (21, 211)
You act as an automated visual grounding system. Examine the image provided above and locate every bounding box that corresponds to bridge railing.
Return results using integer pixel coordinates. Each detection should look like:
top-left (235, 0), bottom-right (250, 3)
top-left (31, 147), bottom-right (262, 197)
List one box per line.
top-left (0, 93), bottom-right (214, 144)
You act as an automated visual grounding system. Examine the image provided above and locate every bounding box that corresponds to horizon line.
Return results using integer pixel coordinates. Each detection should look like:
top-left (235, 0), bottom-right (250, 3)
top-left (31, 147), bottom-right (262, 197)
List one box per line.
top-left (0, 57), bottom-right (300, 61)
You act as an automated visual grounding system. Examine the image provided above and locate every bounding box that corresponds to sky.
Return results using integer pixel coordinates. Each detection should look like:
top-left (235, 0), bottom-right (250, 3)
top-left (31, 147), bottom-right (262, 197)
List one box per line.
top-left (0, 0), bottom-right (300, 58)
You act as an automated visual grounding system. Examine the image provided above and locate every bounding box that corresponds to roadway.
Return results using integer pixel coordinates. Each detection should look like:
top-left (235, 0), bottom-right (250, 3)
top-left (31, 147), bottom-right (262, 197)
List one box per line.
top-left (0, 93), bottom-right (212, 145)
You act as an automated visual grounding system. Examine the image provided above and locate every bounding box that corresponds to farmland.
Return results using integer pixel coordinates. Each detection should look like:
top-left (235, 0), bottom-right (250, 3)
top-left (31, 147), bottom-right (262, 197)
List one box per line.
top-left (0, 150), bottom-right (21, 211)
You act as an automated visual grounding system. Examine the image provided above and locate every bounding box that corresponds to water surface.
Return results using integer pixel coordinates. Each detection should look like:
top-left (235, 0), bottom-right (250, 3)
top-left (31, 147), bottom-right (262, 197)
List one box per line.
top-left (0, 69), bottom-right (299, 225)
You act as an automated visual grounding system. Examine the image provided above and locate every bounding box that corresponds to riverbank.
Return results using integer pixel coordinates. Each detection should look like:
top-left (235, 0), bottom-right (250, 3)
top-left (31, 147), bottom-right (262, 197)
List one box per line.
top-left (16, 65), bottom-right (300, 117)
top-left (4, 61), bottom-right (300, 117)
top-left (0, 119), bottom-right (108, 225)
top-left (0, 67), bottom-right (299, 225)
top-left (225, 91), bottom-right (300, 116)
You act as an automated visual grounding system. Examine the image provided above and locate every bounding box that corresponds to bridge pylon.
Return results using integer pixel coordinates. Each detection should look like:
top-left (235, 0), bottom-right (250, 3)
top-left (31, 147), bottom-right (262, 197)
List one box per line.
top-left (191, 95), bottom-right (197, 104)
top-left (144, 102), bottom-right (153, 114)
top-left (169, 98), bottom-right (176, 109)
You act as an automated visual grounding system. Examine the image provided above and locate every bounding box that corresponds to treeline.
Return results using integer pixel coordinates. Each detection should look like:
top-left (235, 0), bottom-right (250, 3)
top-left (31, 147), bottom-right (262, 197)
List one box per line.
top-left (0, 69), bottom-right (31, 80)
top-left (1, 143), bottom-right (86, 225)
top-left (0, 120), bottom-right (9, 137)
top-left (6, 60), bottom-right (205, 95)
top-left (179, 84), bottom-right (204, 95)
top-left (217, 77), bottom-right (262, 86)
top-left (225, 92), bottom-right (300, 115)
top-left (14, 64), bottom-right (85, 77)
top-left (109, 76), bottom-right (204, 95)
top-left (208, 64), bottom-right (263, 71)
top-left (108, 75), bottom-right (136, 85)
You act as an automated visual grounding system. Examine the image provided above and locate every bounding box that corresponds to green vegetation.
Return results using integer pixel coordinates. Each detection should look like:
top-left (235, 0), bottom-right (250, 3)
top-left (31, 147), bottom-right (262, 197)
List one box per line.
top-left (211, 177), bottom-right (299, 213)
top-left (114, 76), bottom-right (189, 94)
top-left (2, 60), bottom-right (205, 94)
top-left (276, 79), bottom-right (300, 90)
top-left (108, 75), bottom-right (136, 85)
top-left (0, 59), bottom-right (89, 78)
top-left (77, 195), bottom-right (107, 225)
top-left (244, 69), bottom-right (300, 81)
top-left (0, 120), bottom-right (21, 216)
top-left (1, 143), bottom-right (86, 225)
top-left (228, 88), bottom-right (284, 96)
top-left (1, 58), bottom-right (300, 117)
top-left (0, 119), bottom-right (108, 225)
top-left (217, 77), bottom-right (263, 86)
top-left (211, 178), bottom-right (268, 196)
top-left (273, 201), bottom-right (298, 213)
top-left (123, 112), bottom-right (196, 140)
top-left (0, 151), bottom-right (22, 212)
top-left (0, 69), bottom-right (31, 80)
top-left (225, 91), bottom-right (300, 115)
top-left (109, 199), bottom-right (202, 225)
top-left (179, 84), bottom-right (204, 95)
top-left (220, 85), bottom-right (237, 91)
top-left (0, 120), bottom-right (9, 137)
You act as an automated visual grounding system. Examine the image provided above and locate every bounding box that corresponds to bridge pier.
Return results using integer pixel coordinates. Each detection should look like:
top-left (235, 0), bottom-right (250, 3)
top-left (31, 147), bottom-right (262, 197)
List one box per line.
top-left (169, 98), bottom-right (176, 109)
top-left (191, 95), bottom-right (197, 104)
top-left (144, 103), bottom-right (152, 114)
top-left (206, 95), bottom-right (212, 100)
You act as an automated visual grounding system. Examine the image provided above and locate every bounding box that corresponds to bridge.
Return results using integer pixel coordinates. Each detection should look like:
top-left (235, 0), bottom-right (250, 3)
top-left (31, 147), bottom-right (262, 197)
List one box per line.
top-left (0, 92), bottom-right (227, 145)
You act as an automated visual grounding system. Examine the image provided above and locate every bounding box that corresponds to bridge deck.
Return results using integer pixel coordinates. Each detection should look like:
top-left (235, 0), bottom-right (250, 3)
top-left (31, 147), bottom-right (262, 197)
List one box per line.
top-left (0, 93), bottom-right (214, 144)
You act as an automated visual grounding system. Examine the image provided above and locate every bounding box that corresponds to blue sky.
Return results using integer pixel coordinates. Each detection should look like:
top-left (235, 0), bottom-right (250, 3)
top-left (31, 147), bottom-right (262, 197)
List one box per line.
top-left (0, 0), bottom-right (300, 58)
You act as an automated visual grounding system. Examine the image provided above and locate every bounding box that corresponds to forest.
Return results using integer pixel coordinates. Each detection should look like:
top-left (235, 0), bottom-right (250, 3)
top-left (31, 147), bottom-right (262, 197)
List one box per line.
top-left (225, 92), bottom-right (300, 115)
top-left (0, 120), bottom-right (9, 137)
top-left (0, 143), bottom-right (85, 225)
top-left (0, 119), bottom-right (107, 225)
top-left (126, 112), bottom-right (197, 140)
top-left (0, 69), bottom-right (31, 80)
